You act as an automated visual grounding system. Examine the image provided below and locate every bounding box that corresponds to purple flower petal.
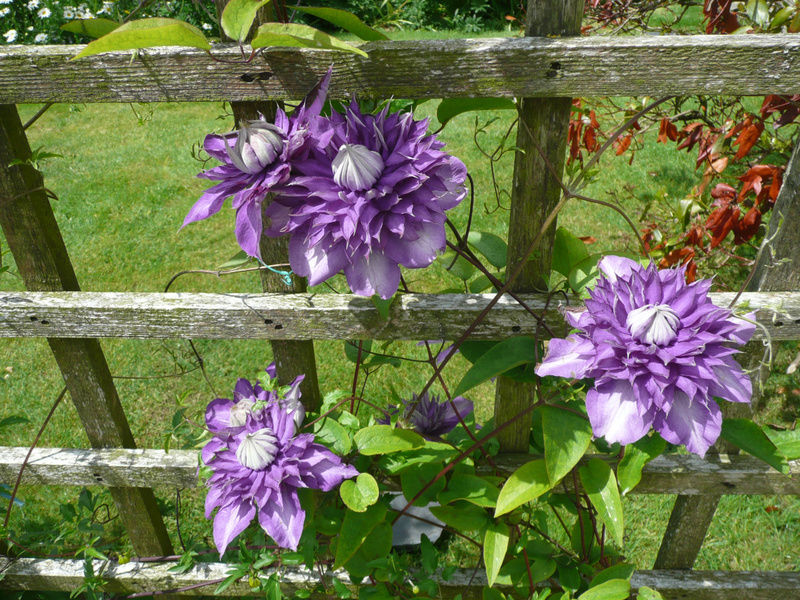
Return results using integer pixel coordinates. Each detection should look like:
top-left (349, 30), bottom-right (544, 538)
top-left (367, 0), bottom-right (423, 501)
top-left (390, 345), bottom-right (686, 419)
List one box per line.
top-left (213, 499), bottom-right (256, 556)
top-left (536, 335), bottom-right (596, 379)
top-left (258, 487), bottom-right (305, 551)
top-left (586, 380), bottom-right (653, 445)
top-left (206, 398), bottom-right (235, 433)
top-left (656, 391), bottom-right (722, 457)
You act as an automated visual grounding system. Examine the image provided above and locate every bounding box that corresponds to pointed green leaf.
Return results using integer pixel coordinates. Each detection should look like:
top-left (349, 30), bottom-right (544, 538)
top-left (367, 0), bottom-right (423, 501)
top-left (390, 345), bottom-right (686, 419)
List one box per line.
top-left (439, 475), bottom-right (500, 508)
top-left (454, 336), bottom-right (536, 396)
top-left (73, 18), bottom-right (211, 59)
top-left (437, 98), bottom-right (516, 128)
top-left (430, 501), bottom-right (491, 532)
top-left (721, 418), bottom-right (789, 474)
top-left (541, 405), bottom-right (592, 484)
top-left (251, 23), bottom-right (367, 57)
top-left (577, 579), bottom-right (630, 600)
top-left (552, 227), bottom-right (589, 277)
top-left (494, 459), bottom-right (552, 517)
top-left (589, 563), bottom-right (634, 587)
top-left (61, 18), bottom-right (120, 39)
top-left (579, 458), bottom-right (624, 547)
top-left (370, 294), bottom-right (395, 320)
top-left (401, 461), bottom-right (446, 506)
top-left (340, 473), bottom-right (379, 512)
top-left (765, 427), bottom-right (800, 461)
top-left (221, 0), bottom-right (272, 42)
top-left (617, 434), bottom-right (666, 494)
top-left (217, 249), bottom-right (252, 270)
top-left (334, 503), bottom-right (386, 569)
top-left (438, 250), bottom-right (476, 280)
top-left (483, 521), bottom-right (510, 587)
top-left (354, 425), bottom-right (425, 455)
top-left (292, 6), bottom-right (388, 41)
top-left (314, 416), bottom-right (352, 454)
top-left (636, 586), bottom-right (664, 600)
top-left (467, 231), bottom-right (508, 269)
top-left (568, 254), bottom-right (602, 294)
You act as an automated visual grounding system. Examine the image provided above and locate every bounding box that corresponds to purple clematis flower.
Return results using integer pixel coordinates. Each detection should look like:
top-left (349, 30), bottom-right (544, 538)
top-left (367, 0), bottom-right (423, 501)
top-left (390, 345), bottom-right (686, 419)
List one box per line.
top-left (380, 392), bottom-right (474, 439)
top-left (202, 367), bottom-right (357, 554)
top-left (182, 70), bottom-right (333, 258)
top-left (265, 100), bottom-right (467, 299)
top-left (536, 256), bottom-right (755, 457)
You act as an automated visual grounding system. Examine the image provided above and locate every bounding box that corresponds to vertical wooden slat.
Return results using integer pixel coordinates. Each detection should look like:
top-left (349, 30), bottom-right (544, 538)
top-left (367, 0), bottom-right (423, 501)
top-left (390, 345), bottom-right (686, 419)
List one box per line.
top-left (654, 139), bottom-right (800, 569)
top-left (213, 1), bottom-right (322, 410)
top-left (0, 104), bottom-right (173, 556)
top-left (494, 0), bottom-right (585, 451)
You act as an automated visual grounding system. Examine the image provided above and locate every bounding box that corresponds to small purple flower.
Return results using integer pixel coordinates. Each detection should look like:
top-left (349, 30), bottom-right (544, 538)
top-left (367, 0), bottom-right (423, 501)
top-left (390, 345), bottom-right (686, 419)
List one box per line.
top-left (536, 256), bottom-right (755, 457)
top-left (381, 392), bottom-right (474, 439)
top-left (182, 70), bottom-right (333, 258)
top-left (536, 256), bottom-right (755, 456)
top-left (265, 101), bottom-right (467, 299)
top-left (202, 367), bottom-right (357, 554)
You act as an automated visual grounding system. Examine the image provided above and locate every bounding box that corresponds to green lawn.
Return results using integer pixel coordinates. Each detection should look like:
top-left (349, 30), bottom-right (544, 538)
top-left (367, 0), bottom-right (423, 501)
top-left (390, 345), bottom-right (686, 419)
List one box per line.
top-left (2, 84), bottom-right (799, 572)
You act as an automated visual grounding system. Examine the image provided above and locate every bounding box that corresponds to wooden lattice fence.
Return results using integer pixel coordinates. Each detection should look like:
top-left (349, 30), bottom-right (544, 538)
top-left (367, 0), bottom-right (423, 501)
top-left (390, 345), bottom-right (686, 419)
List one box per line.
top-left (2, 1), bottom-right (800, 597)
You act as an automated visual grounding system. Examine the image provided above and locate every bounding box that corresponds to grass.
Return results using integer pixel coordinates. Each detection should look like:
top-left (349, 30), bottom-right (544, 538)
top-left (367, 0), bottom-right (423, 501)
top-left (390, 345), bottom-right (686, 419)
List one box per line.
top-left (2, 63), bottom-right (800, 573)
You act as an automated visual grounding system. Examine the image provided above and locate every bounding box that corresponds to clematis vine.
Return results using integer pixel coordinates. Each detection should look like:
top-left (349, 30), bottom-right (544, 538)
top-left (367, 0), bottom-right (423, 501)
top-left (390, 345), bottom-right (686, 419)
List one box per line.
top-left (202, 366), bottom-right (357, 554)
top-left (266, 100), bottom-right (467, 299)
top-left (182, 70), bottom-right (333, 258)
top-left (536, 256), bottom-right (755, 456)
top-left (381, 392), bottom-right (474, 440)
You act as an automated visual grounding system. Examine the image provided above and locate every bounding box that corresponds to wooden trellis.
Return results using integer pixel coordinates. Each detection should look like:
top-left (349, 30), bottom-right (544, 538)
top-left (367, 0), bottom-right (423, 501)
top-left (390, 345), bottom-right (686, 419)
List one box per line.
top-left (2, 0), bottom-right (800, 596)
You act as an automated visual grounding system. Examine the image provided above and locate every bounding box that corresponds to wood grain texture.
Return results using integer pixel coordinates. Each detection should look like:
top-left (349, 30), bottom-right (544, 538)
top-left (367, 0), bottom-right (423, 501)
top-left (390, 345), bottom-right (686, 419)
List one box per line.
top-left (2, 34), bottom-right (800, 104)
top-left (0, 290), bottom-right (797, 340)
top-left (1, 557), bottom-right (799, 599)
top-left (2, 447), bottom-right (797, 495)
top-left (0, 104), bottom-right (173, 557)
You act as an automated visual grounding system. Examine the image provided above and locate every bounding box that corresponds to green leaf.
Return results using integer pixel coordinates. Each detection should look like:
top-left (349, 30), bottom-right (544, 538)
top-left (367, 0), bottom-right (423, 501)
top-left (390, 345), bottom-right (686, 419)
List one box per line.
top-left (439, 474), bottom-right (500, 508)
top-left (577, 579), bottom-right (631, 600)
top-left (721, 418), bottom-right (789, 474)
top-left (217, 249), bottom-right (252, 270)
top-left (617, 435), bottom-right (666, 494)
top-left (314, 416), bottom-right (352, 455)
top-left (429, 501), bottom-right (491, 532)
top-left (73, 18), bottom-right (211, 60)
top-left (438, 250), bottom-right (476, 281)
top-left (494, 459), bottom-right (552, 517)
top-left (589, 563), bottom-right (634, 587)
top-left (482, 587), bottom-right (506, 600)
top-left (579, 458), bottom-right (624, 547)
top-left (454, 336), bottom-right (536, 396)
top-left (340, 473), bottom-right (379, 513)
top-left (568, 254), bottom-right (602, 294)
top-left (483, 521), bottom-right (510, 587)
top-left (0, 415), bottom-right (29, 430)
top-left (344, 339), bottom-right (371, 363)
top-left (541, 405), bottom-right (592, 484)
top-left (746, 0), bottom-right (770, 27)
top-left (765, 428), bottom-right (800, 461)
top-left (354, 425), bottom-right (425, 455)
top-left (437, 98), bottom-right (516, 128)
top-left (334, 503), bottom-right (386, 569)
top-left (459, 341), bottom-right (498, 364)
top-left (292, 6), bottom-right (388, 41)
top-left (61, 18), bottom-right (120, 39)
top-left (251, 23), bottom-right (367, 57)
top-left (771, 6), bottom-right (795, 29)
top-left (401, 461), bottom-right (446, 506)
top-left (221, 0), bottom-right (272, 42)
top-left (636, 586), bottom-right (664, 600)
top-left (370, 295), bottom-right (395, 320)
top-left (552, 227), bottom-right (589, 277)
top-left (467, 231), bottom-right (508, 270)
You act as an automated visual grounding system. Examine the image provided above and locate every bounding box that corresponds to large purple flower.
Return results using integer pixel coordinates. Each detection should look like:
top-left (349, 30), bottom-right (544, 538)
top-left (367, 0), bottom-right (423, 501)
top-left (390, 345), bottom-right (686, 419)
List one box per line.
top-left (265, 101), bottom-right (467, 299)
top-left (182, 71), bottom-right (333, 258)
top-left (380, 392), bottom-right (474, 440)
top-left (202, 367), bottom-right (357, 554)
top-left (536, 256), bottom-right (755, 456)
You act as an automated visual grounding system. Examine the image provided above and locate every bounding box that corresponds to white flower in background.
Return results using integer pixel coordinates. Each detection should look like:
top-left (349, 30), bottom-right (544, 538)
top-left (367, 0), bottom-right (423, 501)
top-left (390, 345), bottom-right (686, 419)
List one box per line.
top-left (0, 7), bottom-right (9, 16)
top-left (0, 0), bottom-right (12, 5)
top-left (63, 6), bottom-right (74, 18)
top-left (38, 7), bottom-right (51, 17)
top-left (3, 29), bottom-right (17, 43)
top-left (27, 0), bottom-right (39, 8)
top-left (202, 22), bottom-right (212, 30)
top-left (27, 26), bottom-right (34, 31)
top-left (96, 1), bottom-right (114, 15)
top-left (34, 32), bottom-right (47, 42)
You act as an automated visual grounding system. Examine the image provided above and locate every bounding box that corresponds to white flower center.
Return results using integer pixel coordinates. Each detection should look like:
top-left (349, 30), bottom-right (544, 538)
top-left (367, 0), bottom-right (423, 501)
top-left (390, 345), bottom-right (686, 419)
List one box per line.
top-left (228, 121), bottom-right (284, 174)
top-left (235, 427), bottom-right (278, 470)
top-left (331, 143), bottom-right (384, 191)
top-left (228, 399), bottom-right (255, 428)
top-left (626, 303), bottom-right (680, 346)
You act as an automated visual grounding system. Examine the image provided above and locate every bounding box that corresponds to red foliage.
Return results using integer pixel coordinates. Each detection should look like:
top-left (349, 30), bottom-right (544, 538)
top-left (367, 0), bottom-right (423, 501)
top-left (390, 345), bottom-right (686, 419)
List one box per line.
top-left (732, 117), bottom-right (764, 160)
top-left (703, 0), bottom-right (740, 33)
top-left (761, 95), bottom-right (800, 129)
top-left (657, 118), bottom-right (678, 143)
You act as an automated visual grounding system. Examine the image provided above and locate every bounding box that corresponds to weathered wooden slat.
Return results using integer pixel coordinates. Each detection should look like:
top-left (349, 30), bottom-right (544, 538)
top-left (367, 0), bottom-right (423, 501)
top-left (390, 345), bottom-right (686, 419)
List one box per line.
top-left (2, 447), bottom-right (797, 495)
top-left (0, 290), bottom-right (797, 340)
top-left (2, 34), bottom-right (800, 104)
top-left (1, 557), bottom-right (798, 600)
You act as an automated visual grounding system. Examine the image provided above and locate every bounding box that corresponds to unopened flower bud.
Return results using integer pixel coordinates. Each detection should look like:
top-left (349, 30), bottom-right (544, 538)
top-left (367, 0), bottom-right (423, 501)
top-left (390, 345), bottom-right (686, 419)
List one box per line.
top-left (626, 303), bottom-right (680, 346)
top-left (236, 427), bottom-right (278, 470)
top-left (228, 121), bottom-right (284, 174)
top-left (331, 143), bottom-right (384, 191)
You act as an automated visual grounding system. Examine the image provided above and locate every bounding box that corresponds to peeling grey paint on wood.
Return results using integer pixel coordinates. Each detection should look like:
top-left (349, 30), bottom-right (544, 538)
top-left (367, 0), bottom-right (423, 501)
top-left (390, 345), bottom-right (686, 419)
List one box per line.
top-left (1, 35), bottom-right (800, 103)
top-left (0, 290), bottom-right (797, 340)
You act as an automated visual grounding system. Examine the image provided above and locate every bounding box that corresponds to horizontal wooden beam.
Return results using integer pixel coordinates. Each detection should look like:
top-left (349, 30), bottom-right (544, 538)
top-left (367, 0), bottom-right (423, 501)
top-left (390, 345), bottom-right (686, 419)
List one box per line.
top-left (1, 557), bottom-right (798, 600)
top-left (1, 447), bottom-right (797, 495)
top-left (0, 290), bottom-right (797, 341)
top-left (2, 34), bottom-right (800, 103)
